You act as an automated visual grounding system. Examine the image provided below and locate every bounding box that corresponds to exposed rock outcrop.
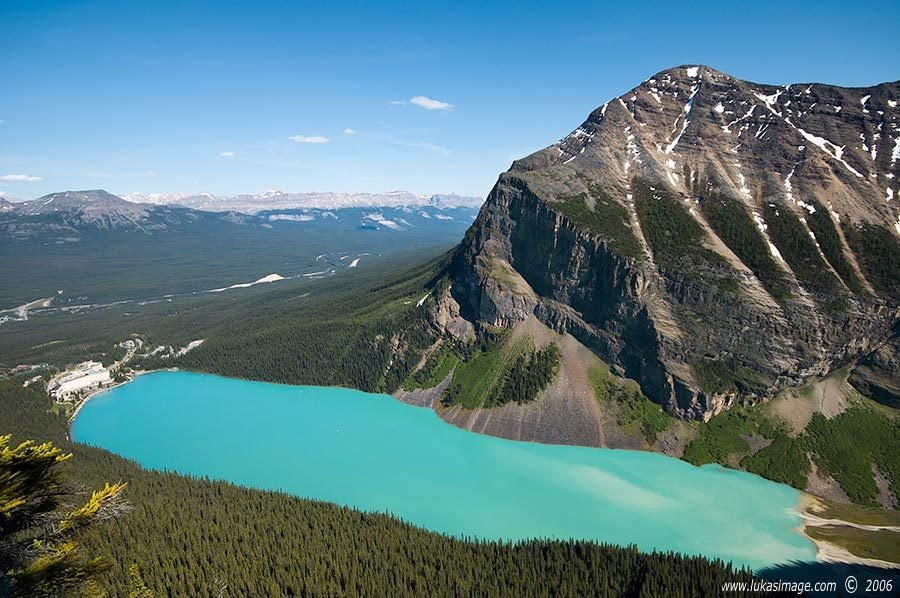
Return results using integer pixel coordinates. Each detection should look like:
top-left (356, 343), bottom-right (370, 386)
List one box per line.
top-left (446, 65), bottom-right (900, 419)
top-left (849, 333), bottom-right (900, 409)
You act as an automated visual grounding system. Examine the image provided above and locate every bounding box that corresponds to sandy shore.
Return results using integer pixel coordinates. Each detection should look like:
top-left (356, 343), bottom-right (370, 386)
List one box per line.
top-left (797, 494), bottom-right (899, 569)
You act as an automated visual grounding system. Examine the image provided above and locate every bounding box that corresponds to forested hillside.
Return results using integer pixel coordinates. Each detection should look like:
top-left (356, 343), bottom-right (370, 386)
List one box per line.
top-left (174, 256), bottom-right (442, 392)
top-left (0, 250), bottom-right (444, 372)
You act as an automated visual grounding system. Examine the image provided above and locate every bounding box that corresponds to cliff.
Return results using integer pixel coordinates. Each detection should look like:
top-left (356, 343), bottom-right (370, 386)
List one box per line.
top-left (445, 65), bottom-right (900, 419)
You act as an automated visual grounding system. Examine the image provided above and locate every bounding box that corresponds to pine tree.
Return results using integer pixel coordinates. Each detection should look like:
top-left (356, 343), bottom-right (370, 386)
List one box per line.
top-left (128, 565), bottom-right (153, 598)
top-left (0, 435), bottom-right (128, 597)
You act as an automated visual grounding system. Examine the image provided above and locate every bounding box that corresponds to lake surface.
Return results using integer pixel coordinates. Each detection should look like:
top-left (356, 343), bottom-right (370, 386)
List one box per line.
top-left (71, 371), bottom-right (816, 570)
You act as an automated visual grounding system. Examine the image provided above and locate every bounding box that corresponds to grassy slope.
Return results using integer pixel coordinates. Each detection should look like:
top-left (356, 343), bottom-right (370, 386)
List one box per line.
top-left (811, 500), bottom-right (900, 527)
top-left (402, 342), bottom-right (459, 391)
top-left (439, 332), bottom-right (531, 409)
top-left (805, 526), bottom-right (900, 564)
top-left (589, 362), bottom-right (672, 444)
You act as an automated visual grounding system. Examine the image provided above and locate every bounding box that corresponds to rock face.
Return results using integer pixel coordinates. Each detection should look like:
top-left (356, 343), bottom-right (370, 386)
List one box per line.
top-left (850, 332), bottom-right (900, 409)
top-left (448, 65), bottom-right (900, 419)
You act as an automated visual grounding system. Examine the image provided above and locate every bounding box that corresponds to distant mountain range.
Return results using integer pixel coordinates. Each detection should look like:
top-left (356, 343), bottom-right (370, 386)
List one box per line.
top-left (0, 189), bottom-right (480, 244)
top-left (0, 188), bottom-right (479, 309)
top-left (119, 190), bottom-right (484, 213)
top-left (0, 190), bottom-right (250, 242)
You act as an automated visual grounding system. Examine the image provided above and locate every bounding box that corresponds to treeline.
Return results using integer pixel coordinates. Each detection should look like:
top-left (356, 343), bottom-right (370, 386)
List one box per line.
top-left (485, 344), bottom-right (561, 406)
top-left (805, 200), bottom-right (864, 294)
top-left (0, 380), bottom-right (769, 596)
top-left (741, 433), bottom-right (810, 489)
top-left (633, 180), bottom-right (728, 271)
top-left (805, 408), bottom-right (900, 505)
top-left (692, 356), bottom-right (768, 396)
top-left (683, 407), bottom-right (777, 468)
top-left (762, 203), bottom-right (843, 297)
top-left (682, 398), bottom-right (900, 505)
top-left (403, 343), bottom-right (458, 390)
top-left (843, 222), bottom-right (900, 302)
top-left (699, 193), bottom-right (792, 301)
top-left (554, 182), bottom-right (644, 259)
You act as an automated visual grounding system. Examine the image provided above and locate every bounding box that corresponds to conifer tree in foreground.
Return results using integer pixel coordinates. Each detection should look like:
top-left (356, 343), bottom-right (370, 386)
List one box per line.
top-left (0, 435), bottom-right (128, 597)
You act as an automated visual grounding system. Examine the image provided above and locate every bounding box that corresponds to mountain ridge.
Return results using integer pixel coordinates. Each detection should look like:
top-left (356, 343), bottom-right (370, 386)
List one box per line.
top-left (438, 64), bottom-right (900, 420)
top-left (120, 189), bottom-right (484, 213)
top-left (0, 189), bottom-right (479, 244)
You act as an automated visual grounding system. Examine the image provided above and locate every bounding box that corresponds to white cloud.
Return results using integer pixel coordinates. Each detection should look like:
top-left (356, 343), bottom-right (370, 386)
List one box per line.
top-left (409, 96), bottom-right (454, 111)
top-left (146, 170), bottom-right (158, 176)
top-left (0, 174), bottom-right (42, 182)
top-left (389, 100), bottom-right (407, 106)
top-left (342, 128), bottom-right (357, 135)
top-left (219, 151), bottom-right (236, 157)
top-left (289, 135), bottom-right (330, 144)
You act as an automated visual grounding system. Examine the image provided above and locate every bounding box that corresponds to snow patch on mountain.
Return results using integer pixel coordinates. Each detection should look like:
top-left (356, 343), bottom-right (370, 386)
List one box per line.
top-left (120, 190), bottom-right (483, 214)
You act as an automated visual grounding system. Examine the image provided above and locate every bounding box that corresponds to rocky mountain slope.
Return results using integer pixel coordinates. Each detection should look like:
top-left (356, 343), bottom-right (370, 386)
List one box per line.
top-left (0, 190), bottom-right (259, 242)
top-left (9, 189), bottom-right (152, 223)
top-left (441, 65), bottom-right (900, 420)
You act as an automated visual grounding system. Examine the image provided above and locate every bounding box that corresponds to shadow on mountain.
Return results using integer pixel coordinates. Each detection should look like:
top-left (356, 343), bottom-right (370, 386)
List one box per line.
top-left (757, 560), bottom-right (898, 596)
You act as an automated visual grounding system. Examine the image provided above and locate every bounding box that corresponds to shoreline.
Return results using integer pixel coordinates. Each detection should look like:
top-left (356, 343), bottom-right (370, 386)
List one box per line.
top-left (797, 494), bottom-right (899, 569)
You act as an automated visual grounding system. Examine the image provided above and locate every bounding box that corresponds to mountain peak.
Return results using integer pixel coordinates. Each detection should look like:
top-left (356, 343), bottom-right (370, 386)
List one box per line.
top-left (533, 65), bottom-right (898, 222)
top-left (9, 190), bottom-right (152, 228)
top-left (646, 64), bottom-right (725, 82)
top-left (34, 189), bottom-right (129, 206)
top-left (449, 66), bottom-right (900, 419)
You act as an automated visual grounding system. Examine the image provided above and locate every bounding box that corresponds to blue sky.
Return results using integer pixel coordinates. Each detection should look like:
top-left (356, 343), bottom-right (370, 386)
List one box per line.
top-left (2, 0), bottom-right (898, 199)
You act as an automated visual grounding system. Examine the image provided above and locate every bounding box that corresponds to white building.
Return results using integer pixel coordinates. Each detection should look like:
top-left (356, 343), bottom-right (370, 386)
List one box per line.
top-left (53, 361), bottom-right (111, 400)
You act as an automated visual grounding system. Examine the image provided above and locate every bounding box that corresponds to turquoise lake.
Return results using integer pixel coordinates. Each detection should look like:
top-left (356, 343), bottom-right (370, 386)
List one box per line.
top-left (70, 371), bottom-right (817, 570)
